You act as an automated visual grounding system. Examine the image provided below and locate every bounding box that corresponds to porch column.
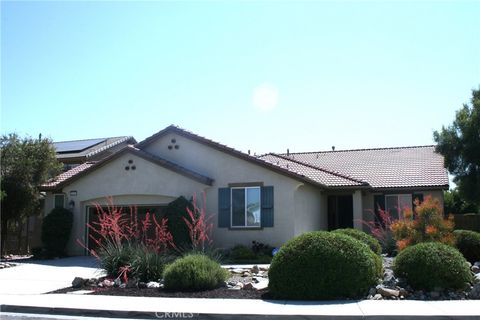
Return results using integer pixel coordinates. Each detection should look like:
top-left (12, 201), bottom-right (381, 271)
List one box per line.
top-left (353, 190), bottom-right (363, 230)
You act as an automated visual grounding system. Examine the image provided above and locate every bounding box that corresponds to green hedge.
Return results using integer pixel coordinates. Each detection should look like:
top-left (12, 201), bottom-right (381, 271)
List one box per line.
top-left (41, 207), bottom-right (73, 257)
top-left (454, 230), bottom-right (480, 263)
top-left (393, 242), bottom-right (472, 291)
top-left (268, 231), bottom-right (381, 300)
top-left (332, 228), bottom-right (382, 255)
top-left (163, 254), bottom-right (229, 291)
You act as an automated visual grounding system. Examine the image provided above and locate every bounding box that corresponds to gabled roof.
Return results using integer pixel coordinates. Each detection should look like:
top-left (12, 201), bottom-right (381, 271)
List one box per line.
top-left (54, 136), bottom-right (137, 160)
top-left (136, 125), bottom-right (360, 188)
top-left (40, 145), bottom-right (213, 191)
top-left (260, 153), bottom-right (367, 187)
top-left (259, 146), bottom-right (449, 190)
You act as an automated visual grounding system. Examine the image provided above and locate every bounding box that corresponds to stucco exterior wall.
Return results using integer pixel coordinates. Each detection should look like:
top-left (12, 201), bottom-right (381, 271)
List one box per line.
top-left (293, 185), bottom-right (326, 235)
top-left (45, 152), bottom-right (209, 255)
top-left (45, 134), bottom-right (327, 255)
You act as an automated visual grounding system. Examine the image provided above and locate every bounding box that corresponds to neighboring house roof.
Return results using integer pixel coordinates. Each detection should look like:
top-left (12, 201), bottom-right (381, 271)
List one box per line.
top-left (259, 146), bottom-right (449, 190)
top-left (54, 136), bottom-right (137, 161)
top-left (41, 145), bottom-right (213, 191)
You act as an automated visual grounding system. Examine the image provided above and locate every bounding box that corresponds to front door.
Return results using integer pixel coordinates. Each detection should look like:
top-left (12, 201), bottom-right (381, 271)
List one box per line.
top-left (327, 195), bottom-right (354, 230)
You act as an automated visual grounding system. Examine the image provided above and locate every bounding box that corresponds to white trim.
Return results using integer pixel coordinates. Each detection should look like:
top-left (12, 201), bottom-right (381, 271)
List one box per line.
top-left (230, 186), bottom-right (261, 228)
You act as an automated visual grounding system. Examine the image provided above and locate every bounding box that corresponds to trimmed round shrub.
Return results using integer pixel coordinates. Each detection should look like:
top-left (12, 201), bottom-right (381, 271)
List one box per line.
top-left (268, 231), bottom-right (382, 300)
top-left (163, 254), bottom-right (229, 291)
top-left (393, 242), bottom-right (472, 291)
top-left (41, 207), bottom-right (73, 257)
top-left (332, 228), bottom-right (382, 255)
top-left (454, 230), bottom-right (480, 263)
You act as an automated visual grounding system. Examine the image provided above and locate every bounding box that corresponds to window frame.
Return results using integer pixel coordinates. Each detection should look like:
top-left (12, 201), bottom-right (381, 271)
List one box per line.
top-left (230, 186), bottom-right (261, 228)
top-left (385, 194), bottom-right (413, 219)
top-left (54, 194), bottom-right (65, 209)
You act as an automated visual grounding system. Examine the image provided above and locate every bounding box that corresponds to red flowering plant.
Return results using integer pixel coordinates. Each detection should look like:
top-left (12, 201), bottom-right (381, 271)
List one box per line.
top-left (390, 195), bottom-right (454, 252)
top-left (77, 197), bottom-right (176, 282)
top-left (361, 207), bottom-right (397, 256)
top-left (181, 192), bottom-right (216, 256)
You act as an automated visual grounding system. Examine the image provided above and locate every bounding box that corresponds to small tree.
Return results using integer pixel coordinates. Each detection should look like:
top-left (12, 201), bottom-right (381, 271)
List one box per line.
top-left (434, 87), bottom-right (480, 210)
top-left (1, 133), bottom-right (61, 254)
top-left (391, 196), bottom-right (454, 251)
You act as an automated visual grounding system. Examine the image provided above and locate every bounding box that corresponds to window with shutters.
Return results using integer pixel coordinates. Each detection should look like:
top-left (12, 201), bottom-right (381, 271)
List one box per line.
top-left (218, 186), bottom-right (273, 228)
top-left (231, 187), bottom-right (261, 227)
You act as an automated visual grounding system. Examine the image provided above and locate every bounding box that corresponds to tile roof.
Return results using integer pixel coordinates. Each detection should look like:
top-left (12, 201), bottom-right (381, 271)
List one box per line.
top-left (260, 154), bottom-right (366, 187)
top-left (41, 162), bottom-right (96, 190)
top-left (259, 146), bottom-right (449, 189)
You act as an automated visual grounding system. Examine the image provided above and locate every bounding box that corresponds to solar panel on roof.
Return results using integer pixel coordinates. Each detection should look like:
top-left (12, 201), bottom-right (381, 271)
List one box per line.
top-left (54, 138), bottom-right (106, 153)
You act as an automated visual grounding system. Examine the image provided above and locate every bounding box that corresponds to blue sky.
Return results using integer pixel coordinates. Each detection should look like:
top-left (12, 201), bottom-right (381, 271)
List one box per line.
top-left (2, 1), bottom-right (479, 155)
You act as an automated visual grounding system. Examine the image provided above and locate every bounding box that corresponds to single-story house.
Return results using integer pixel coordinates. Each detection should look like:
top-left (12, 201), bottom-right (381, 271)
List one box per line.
top-left (40, 125), bottom-right (449, 256)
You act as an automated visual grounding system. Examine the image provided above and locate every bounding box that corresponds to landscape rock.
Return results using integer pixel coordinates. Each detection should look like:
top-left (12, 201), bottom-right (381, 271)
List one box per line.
top-left (373, 294), bottom-right (383, 300)
top-left (147, 281), bottom-right (160, 288)
top-left (243, 282), bottom-right (254, 290)
top-left (252, 279), bottom-right (268, 291)
top-left (251, 265), bottom-right (259, 274)
top-left (471, 265), bottom-right (480, 274)
top-left (71, 277), bottom-right (85, 288)
top-left (102, 279), bottom-right (114, 287)
top-left (377, 285), bottom-right (400, 298)
top-left (114, 278), bottom-right (122, 287)
top-left (469, 283), bottom-right (480, 299)
top-left (231, 268), bottom-right (245, 274)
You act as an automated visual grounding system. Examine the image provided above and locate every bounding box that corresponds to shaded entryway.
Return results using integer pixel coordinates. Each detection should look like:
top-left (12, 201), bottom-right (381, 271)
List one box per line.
top-left (327, 195), bottom-right (353, 230)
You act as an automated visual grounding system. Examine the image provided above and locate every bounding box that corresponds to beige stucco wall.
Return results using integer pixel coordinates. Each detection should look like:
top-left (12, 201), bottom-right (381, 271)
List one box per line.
top-left (45, 134), bottom-right (329, 255)
top-left (293, 185), bottom-right (326, 235)
top-left (45, 152), bottom-right (209, 255)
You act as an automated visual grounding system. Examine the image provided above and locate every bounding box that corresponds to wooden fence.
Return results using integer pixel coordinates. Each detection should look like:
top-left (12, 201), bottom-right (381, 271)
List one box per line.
top-left (454, 214), bottom-right (480, 232)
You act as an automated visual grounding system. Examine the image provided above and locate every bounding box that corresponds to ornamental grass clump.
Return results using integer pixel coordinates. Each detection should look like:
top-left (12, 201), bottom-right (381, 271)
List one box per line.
top-left (391, 196), bottom-right (454, 251)
top-left (393, 242), bottom-right (472, 291)
top-left (454, 229), bottom-right (480, 263)
top-left (332, 228), bottom-right (382, 255)
top-left (163, 254), bottom-right (229, 291)
top-left (268, 231), bottom-right (381, 300)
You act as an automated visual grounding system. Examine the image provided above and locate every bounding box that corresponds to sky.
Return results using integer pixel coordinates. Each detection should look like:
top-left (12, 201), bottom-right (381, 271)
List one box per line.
top-left (1, 1), bottom-right (479, 155)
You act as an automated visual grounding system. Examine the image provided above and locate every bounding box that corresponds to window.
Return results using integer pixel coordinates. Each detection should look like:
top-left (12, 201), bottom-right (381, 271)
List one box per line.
top-left (231, 187), bottom-right (261, 227)
top-left (385, 194), bottom-right (412, 219)
top-left (54, 194), bottom-right (65, 208)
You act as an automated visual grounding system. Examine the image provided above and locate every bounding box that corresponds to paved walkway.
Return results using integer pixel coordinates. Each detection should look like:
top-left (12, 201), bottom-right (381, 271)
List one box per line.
top-left (0, 257), bottom-right (479, 319)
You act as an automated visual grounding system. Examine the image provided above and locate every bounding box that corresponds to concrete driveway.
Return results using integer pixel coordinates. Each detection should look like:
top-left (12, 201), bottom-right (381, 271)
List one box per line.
top-left (0, 257), bottom-right (104, 295)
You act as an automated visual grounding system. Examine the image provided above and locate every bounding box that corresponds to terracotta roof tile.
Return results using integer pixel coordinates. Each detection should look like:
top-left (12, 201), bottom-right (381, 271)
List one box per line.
top-left (41, 162), bottom-right (96, 189)
top-left (260, 146), bottom-right (449, 189)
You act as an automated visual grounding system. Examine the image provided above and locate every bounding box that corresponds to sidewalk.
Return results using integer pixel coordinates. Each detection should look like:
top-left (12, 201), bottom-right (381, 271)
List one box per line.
top-left (1, 293), bottom-right (480, 319)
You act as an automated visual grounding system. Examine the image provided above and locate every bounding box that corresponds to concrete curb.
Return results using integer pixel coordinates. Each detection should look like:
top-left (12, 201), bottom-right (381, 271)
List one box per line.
top-left (2, 302), bottom-right (480, 320)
